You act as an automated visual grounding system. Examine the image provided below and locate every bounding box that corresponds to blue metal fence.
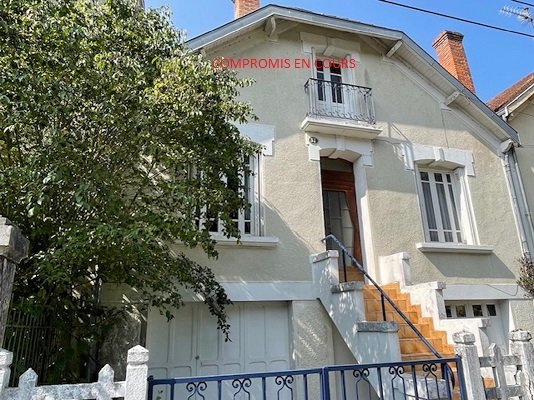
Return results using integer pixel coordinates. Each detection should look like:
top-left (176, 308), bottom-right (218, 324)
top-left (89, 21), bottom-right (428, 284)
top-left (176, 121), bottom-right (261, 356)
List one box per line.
top-left (148, 357), bottom-right (465, 400)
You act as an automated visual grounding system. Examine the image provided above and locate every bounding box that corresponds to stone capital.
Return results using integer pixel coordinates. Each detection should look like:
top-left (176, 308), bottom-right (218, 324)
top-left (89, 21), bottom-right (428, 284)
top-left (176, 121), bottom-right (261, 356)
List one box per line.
top-left (453, 331), bottom-right (476, 344)
top-left (0, 217), bottom-right (29, 264)
top-left (509, 329), bottom-right (532, 342)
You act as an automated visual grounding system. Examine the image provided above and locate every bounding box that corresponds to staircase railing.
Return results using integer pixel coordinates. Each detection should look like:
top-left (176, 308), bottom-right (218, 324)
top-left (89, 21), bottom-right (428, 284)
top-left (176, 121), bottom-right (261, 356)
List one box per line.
top-left (322, 234), bottom-right (456, 387)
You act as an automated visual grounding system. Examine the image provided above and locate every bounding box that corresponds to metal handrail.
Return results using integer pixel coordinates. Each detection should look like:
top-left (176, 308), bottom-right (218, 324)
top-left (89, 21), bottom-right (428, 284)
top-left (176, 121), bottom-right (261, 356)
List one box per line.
top-left (323, 234), bottom-right (457, 388)
top-left (305, 78), bottom-right (373, 91)
top-left (323, 234), bottom-right (442, 359)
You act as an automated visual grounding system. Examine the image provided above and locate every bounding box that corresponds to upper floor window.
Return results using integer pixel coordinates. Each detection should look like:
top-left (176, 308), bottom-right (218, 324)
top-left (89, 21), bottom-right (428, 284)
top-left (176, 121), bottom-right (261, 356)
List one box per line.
top-left (201, 154), bottom-right (260, 237)
top-left (316, 59), bottom-right (343, 104)
top-left (417, 169), bottom-right (464, 243)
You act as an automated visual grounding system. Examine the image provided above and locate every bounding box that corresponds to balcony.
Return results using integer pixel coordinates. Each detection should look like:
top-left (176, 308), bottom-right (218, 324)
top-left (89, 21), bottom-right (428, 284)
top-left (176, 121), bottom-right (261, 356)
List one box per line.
top-left (301, 78), bottom-right (381, 139)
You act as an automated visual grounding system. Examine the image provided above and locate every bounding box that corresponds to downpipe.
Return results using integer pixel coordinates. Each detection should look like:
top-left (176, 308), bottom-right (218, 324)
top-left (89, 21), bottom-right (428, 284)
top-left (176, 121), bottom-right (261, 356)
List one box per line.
top-left (502, 142), bottom-right (534, 256)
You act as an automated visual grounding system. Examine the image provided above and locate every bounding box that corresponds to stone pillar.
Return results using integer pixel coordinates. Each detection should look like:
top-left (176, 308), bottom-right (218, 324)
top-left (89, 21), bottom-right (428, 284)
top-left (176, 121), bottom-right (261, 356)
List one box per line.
top-left (124, 345), bottom-right (149, 400)
top-left (453, 331), bottom-right (486, 400)
top-left (510, 329), bottom-right (534, 399)
top-left (0, 218), bottom-right (29, 346)
top-left (0, 349), bottom-right (13, 392)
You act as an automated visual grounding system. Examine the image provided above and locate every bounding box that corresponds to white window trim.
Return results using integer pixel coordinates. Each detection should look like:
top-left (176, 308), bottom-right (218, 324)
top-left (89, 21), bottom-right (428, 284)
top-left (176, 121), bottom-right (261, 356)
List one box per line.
top-left (199, 154), bottom-right (262, 238)
top-left (416, 242), bottom-right (494, 254)
top-left (210, 235), bottom-right (279, 248)
top-left (416, 167), bottom-right (478, 245)
top-left (197, 123), bottom-right (277, 246)
top-left (444, 301), bottom-right (500, 319)
top-left (406, 143), bottom-right (488, 251)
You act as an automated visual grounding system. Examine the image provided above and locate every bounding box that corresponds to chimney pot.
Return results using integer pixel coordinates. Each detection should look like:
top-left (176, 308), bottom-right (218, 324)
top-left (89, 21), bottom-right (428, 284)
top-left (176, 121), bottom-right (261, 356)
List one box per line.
top-left (432, 30), bottom-right (475, 94)
top-left (233, 0), bottom-right (260, 19)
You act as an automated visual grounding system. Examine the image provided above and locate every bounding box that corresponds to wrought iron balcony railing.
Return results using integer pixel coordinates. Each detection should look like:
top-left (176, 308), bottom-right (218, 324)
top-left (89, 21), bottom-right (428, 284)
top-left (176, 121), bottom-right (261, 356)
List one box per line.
top-left (304, 78), bottom-right (376, 125)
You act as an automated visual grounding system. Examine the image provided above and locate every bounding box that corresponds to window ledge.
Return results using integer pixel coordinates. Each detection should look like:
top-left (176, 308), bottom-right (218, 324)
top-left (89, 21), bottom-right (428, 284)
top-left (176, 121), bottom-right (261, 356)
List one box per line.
top-left (416, 242), bottom-right (494, 254)
top-left (212, 235), bottom-right (279, 248)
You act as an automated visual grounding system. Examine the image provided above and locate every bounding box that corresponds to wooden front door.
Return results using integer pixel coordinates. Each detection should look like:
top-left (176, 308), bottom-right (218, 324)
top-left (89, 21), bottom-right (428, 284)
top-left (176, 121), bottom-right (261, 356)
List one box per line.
top-left (321, 169), bottom-right (363, 282)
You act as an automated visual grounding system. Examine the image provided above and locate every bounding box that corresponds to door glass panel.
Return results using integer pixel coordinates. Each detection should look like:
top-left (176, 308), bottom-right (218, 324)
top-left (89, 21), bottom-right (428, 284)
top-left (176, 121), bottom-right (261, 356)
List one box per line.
top-left (323, 191), bottom-right (354, 265)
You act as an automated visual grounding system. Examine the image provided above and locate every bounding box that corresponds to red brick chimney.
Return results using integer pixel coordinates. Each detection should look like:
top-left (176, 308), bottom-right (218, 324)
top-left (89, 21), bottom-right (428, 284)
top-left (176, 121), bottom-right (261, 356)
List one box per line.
top-left (432, 31), bottom-right (475, 94)
top-left (233, 0), bottom-right (260, 19)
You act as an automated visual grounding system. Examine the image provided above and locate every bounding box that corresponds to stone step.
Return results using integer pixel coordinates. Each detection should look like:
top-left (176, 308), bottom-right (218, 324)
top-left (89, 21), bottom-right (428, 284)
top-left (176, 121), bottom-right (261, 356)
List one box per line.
top-left (401, 353), bottom-right (455, 362)
top-left (366, 310), bottom-right (421, 324)
top-left (400, 338), bottom-right (447, 354)
top-left (363, 281), bottom-right (457, 377)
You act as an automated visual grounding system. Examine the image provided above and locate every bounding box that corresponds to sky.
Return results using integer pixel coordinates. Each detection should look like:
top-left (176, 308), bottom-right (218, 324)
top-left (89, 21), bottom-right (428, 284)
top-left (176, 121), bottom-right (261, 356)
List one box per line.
top-left (144, 0), bottom-right (534, 102)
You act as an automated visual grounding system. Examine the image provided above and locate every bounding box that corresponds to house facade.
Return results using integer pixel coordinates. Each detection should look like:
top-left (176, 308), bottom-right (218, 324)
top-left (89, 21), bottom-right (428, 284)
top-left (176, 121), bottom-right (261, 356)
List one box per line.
top-left (488, 73), bottom-right (534, 257)
top-left (104, 1), bottom-right (534, 390)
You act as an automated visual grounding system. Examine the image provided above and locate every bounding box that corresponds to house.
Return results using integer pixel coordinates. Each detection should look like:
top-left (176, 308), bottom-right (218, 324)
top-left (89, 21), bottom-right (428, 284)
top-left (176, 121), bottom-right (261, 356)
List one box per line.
top-left (103, 0), bottom-right (534, 393)
top-left (488, 73), bottom-right (534, 255)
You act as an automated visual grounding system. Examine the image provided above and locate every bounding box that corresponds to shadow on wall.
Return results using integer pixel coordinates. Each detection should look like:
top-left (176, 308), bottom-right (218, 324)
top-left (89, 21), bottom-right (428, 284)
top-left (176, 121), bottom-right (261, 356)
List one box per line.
top-left (421, 252), bottom-right (516, 280)
top-left (175, 196), bottom-right (325, 282)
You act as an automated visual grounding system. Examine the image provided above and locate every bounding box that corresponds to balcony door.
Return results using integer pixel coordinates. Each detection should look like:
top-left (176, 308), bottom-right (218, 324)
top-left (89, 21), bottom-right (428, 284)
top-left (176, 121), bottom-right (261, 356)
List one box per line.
top-left (315, 59), bottom-right (347, 118)
top-left (321, 158), bottom-right (363, 282)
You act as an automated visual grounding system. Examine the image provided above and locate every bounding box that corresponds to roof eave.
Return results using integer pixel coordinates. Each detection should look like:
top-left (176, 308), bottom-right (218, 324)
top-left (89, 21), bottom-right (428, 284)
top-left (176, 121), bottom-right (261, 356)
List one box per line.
top-left (187, 4), bottom-right (519, 144)
top-left (187, 5), bottom-right (403, 50)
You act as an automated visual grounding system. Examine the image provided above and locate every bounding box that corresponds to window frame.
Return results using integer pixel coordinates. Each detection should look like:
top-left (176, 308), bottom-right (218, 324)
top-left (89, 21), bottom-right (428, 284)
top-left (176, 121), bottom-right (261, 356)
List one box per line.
top-left (416, 166), bottom-right (476, 245)
top-left (444, 301), bottom-right (500, 319)
top-left (198, 154), bottom-right (262, 237)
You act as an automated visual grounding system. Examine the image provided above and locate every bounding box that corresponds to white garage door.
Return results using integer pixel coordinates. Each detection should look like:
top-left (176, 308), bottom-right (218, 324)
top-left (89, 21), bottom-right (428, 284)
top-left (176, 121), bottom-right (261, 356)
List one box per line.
top-left (147, 301), bottom-right (291, 379)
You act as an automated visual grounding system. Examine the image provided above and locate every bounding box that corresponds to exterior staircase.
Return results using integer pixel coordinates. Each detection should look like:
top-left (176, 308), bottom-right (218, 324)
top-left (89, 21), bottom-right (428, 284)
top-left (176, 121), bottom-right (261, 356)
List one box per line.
top-left (364, 282), bottom-right (461, 399)
top-left (363, 282), bottom-right (455, 361)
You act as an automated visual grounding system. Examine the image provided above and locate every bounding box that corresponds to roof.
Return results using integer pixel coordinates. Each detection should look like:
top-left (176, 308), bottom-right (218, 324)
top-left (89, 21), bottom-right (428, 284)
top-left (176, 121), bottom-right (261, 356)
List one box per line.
top-left (188, 4), bottom-right (519, 146)
top-left (487, 72), bottom-right (534, 112)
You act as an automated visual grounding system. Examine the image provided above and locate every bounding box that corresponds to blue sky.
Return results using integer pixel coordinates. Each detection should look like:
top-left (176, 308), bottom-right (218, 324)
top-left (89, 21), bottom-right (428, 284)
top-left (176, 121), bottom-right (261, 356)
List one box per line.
top-left (145, 0), bottom-right (533, 102)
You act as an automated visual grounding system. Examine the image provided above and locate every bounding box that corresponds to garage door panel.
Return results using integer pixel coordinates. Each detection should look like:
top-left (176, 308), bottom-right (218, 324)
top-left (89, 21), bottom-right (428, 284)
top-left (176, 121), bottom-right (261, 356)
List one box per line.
top-left (266, 305), bottom-right (290, 358)
top-left (244, 305), bottom-right (267, 360)
top-left (147, 311), bottom-right (171, 363)
top-left (171, 366), bottom-right (193, 378)
top-left (172, 305), bottom-right (195, 363)
top-left (147, 302), bottom-right (290, 379)
top-left (147, 367), bottom-right (168, 379)
top-left (222, 306), bottom-right (242, 362)
top-left (197, 307), bottom-right (220, 362)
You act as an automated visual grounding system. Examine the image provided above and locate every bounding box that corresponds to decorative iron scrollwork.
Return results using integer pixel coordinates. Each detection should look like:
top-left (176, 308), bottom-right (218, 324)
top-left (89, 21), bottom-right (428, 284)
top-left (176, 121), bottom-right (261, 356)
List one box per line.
top-left (275, 375), bottom-right (294, 400)
top-left (186, 381), bottom-right (207, 400)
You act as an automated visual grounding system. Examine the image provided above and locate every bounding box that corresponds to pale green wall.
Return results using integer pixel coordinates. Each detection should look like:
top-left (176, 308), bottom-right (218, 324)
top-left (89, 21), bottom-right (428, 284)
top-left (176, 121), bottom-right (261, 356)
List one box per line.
top-left (186, 23), bottom-right (522, 286)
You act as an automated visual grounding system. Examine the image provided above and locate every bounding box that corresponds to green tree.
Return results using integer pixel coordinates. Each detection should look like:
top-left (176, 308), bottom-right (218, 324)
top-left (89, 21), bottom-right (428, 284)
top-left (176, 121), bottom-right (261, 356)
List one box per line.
top-left (0, 0), bottom-right (257, 381)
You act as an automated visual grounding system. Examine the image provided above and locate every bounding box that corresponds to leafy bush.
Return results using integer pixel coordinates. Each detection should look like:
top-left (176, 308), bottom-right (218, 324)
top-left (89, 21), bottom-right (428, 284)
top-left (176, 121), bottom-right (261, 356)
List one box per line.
top-left (518, 254), bottom-right (534, 298)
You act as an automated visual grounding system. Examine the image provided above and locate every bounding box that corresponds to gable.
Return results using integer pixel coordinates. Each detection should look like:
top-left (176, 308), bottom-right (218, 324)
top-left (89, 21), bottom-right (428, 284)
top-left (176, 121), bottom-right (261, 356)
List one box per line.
top-left (188, 4), bottom-right (518, 149)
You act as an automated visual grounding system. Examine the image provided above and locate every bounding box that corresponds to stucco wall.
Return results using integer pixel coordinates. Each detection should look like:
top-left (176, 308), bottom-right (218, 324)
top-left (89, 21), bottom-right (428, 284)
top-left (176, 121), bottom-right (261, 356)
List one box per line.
top-left (512, 102), bottom-right (534, 236)
top-left (290, 300), bottom-right (335, 368)
top-left (188, 23), bottom-right (522, 286)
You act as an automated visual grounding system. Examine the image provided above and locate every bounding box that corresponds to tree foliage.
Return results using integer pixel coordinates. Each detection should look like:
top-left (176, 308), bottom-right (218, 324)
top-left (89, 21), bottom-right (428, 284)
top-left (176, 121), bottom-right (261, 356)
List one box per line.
top-left (518, 254), bottom-right (534, 298)
top-left (0, 0), bottom-right (257, 381)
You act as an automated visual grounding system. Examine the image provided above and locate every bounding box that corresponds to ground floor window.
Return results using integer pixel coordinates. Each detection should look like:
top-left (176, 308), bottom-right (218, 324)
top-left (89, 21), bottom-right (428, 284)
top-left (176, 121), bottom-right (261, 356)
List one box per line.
top-left (445, 301), bottom-right (498, 318)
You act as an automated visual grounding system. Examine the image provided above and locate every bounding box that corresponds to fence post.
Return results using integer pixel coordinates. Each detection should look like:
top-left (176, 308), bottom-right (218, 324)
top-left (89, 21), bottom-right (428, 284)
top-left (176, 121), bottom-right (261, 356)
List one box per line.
top-left (0, 348), bottom-right (12, 396)
top-left (453, 331), bottom-right (485, 400)
top-left (124, 345), bottom-right (149, 400)
top-left (17, 369), bottom-right (37, 400)
top-left (510, 329), bottom-right (534, 399)
top-left (0, 217), bottom-right (29, 346)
